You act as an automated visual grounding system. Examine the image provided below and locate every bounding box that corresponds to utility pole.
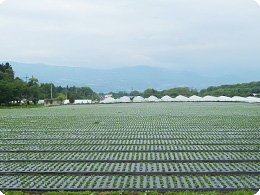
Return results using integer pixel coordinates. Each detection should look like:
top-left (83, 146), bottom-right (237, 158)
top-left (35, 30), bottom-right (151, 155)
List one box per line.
top-left (66, 85), bottom-right (68, 100)
top-left (50, 84), bottom-right (53, 99)
top-left (24, 74), bottom-right (29, 83)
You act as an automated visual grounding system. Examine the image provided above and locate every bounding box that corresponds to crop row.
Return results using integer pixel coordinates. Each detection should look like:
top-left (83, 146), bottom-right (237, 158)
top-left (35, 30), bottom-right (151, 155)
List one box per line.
top-left (0, 162), bottom-right (259, 173)
top-left (1, 139), bottom-right (258, 145)
top-left (1, 130), bottom-right (259, 135)
top-left (1, 131), bottom-right (260, 139)
top-left (1, 135), bottom-right (258, 141)
top-left (1, 112), bottom-right (259, 127)
top-left (0, 152), bottom-right (259, 161)
top-left (0, 175), bottom-right (259, 189)
top-left (1, 103), bottom-right (260, 192)
top-left (0, 144), bottom-right (259, 151)
top-left (1, 129), bottom-right (260, 134)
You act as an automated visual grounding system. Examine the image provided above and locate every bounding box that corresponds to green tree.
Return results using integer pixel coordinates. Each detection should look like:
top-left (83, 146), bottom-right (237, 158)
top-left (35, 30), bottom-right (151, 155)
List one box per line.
top-left (130, 90), bottom-right (141, 96)
top-left (79, 87), bottom-right (95, 99)
top-left (143, 88), bottom-right (159, 98)
top-left (69, 95), bottom-right (75, 103)
top-left (0, 63), bottom-right (16, 105)
top-left (26, 77), bottom-right (40, 104)
top-left (55, 93), bottom-right (66, 101)
top-left (0, 62), bottom-right (14, 81)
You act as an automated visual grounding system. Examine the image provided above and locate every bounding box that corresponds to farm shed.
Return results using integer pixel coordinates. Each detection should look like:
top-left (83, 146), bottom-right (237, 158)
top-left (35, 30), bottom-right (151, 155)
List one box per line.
top-left (44, 100), bottom-right (62, 106)
top-left (74, 99), bottom-right (92, 104)
top-left (37, 100), bottom-right (44, 104)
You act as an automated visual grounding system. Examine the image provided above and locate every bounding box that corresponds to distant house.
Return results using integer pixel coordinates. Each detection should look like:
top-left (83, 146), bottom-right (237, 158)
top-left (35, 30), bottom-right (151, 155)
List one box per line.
top-left (105, 94), bottom-right (113, 98)
top-left (37, 100), bottom-right (45, 105)
top-left (63, 99), bottom-right (92, 104)
top-left (74, 99), bottom-right (92, 104)
top-left (44, 100), bottom-right (63, 106)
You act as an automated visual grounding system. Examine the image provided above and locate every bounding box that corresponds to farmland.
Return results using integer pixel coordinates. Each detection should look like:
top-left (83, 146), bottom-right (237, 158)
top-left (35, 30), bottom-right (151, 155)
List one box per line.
top-left (0, 102), bottom-right (260, 193)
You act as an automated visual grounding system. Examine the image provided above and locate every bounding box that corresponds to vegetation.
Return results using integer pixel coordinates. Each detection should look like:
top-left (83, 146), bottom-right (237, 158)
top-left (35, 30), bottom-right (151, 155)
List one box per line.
top-left (200, 82), bottom-right (260, 97)
top-left (1, 62), bottom-right (260, 106)
top-left (0, 103), bottom-right (259, 191)
top-left (2, 190), bottom-right (258, 195)
top-left (108, 82), bottom-right (260, 99)
top-left (0, 63), bottom-right (97, 106)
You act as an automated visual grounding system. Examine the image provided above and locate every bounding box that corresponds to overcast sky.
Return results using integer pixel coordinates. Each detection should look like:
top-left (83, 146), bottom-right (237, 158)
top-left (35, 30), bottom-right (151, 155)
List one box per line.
top-left (0, 0), bottom-right (260, 74)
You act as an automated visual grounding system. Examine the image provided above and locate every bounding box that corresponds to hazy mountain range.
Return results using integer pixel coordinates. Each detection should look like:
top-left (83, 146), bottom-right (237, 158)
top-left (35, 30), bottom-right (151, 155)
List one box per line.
top-left (4, 62), bottom-right (258, 93)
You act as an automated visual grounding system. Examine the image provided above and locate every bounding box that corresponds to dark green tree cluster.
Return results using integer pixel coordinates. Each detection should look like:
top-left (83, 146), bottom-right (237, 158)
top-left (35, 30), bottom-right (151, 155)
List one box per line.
top-left (143, 87), bottom-right (198, 98)
top-left (0, 63), bottom-right (97, 106)
top-left (200, 82), bottom-right (260, 97)
top-left (107, 87), bottom-right (198, 99)
top-left (0, 63), bottom-right (25, 105)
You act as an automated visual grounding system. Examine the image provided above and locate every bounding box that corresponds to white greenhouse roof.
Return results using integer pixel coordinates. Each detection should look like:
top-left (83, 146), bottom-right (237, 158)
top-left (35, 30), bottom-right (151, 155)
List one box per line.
top-left (174, 95), bottom-right (189, 101)
top-left (246, 97), bottom-right (260, 103)
top-left (133, 96), bottom-right (146, 102)
top-left (161, 95), bottom-right (175, 102)
top-left (147, 96), bottom-right (160, 102)
top-left (202, 96), bottom-right (218, 101)
top-left (101, 97), bottom-right (116, 103)
top-left (117, 96), bottom-right (131, 103)
top-left (188, 95), bottom-right (203, 101)
top-left (217, 96), bottom-right (232, 102)
top-left (231, 96), bottom-right (247, 102)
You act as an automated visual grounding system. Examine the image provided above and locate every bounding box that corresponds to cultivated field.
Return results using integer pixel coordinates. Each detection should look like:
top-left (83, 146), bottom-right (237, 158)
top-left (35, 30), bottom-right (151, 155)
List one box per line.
top-left (0, 102), bottom-right (260, 192)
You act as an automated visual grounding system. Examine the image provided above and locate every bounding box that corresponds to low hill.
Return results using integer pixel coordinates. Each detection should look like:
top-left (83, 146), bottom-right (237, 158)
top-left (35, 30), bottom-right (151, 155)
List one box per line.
top-left (8, 62), bottom-right (249, 93)
top-left (200, 82), bottom-right (260, 97)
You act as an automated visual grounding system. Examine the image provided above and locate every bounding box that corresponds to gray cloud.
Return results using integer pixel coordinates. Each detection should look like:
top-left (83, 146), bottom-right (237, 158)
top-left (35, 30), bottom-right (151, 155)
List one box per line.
top-left (0, 0), bottom-right (260, 72)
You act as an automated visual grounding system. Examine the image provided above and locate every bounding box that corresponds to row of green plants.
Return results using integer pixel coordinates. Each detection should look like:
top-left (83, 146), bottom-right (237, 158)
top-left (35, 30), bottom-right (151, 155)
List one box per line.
top-left (1, 129), bottom-right (259, 134)
top-left (1, 102), bottom-right (259, 192)
top-left (1, 133), bottom-right (258, 139)
top-left (1, 105), bottom-right (258, 131)
top-left (1, 144), bottom-right (258, 151)
top-left (2, 130), bottom-right (259, 136)
top-left (2, 190), bottom-right (258, 195)
top-left (0, 175), bottom-right (259, 189)
top-left (1, 151), bottom-right (259, 161)
top-left (0, 162), bottom-right (259, 172)
top-left (1, 139), bottom-right (258, 145)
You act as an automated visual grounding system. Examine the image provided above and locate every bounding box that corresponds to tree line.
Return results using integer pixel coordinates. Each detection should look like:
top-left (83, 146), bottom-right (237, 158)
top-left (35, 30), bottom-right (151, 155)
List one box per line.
top-left (1, 62), bottom-right (259, 106)
top-left (0, 63), bottom-right (96, 105)
top-left (109, 82), bottom-right (260, 99)
top-left (200, 82), bottom-right (260, 97)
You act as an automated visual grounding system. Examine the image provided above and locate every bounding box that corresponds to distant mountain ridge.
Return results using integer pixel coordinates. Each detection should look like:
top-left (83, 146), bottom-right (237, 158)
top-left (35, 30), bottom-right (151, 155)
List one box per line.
top-left (4, 61), bottom-right (252, 93)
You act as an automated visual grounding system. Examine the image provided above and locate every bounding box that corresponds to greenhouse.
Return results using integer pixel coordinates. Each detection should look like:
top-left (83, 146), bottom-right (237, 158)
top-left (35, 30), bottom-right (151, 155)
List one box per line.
top-left (101, 97), bottom-right (116, 103)
top-left (133, 96), bottom-right (146, 102)
top-left (161, 95), bottom-right (175, 102)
